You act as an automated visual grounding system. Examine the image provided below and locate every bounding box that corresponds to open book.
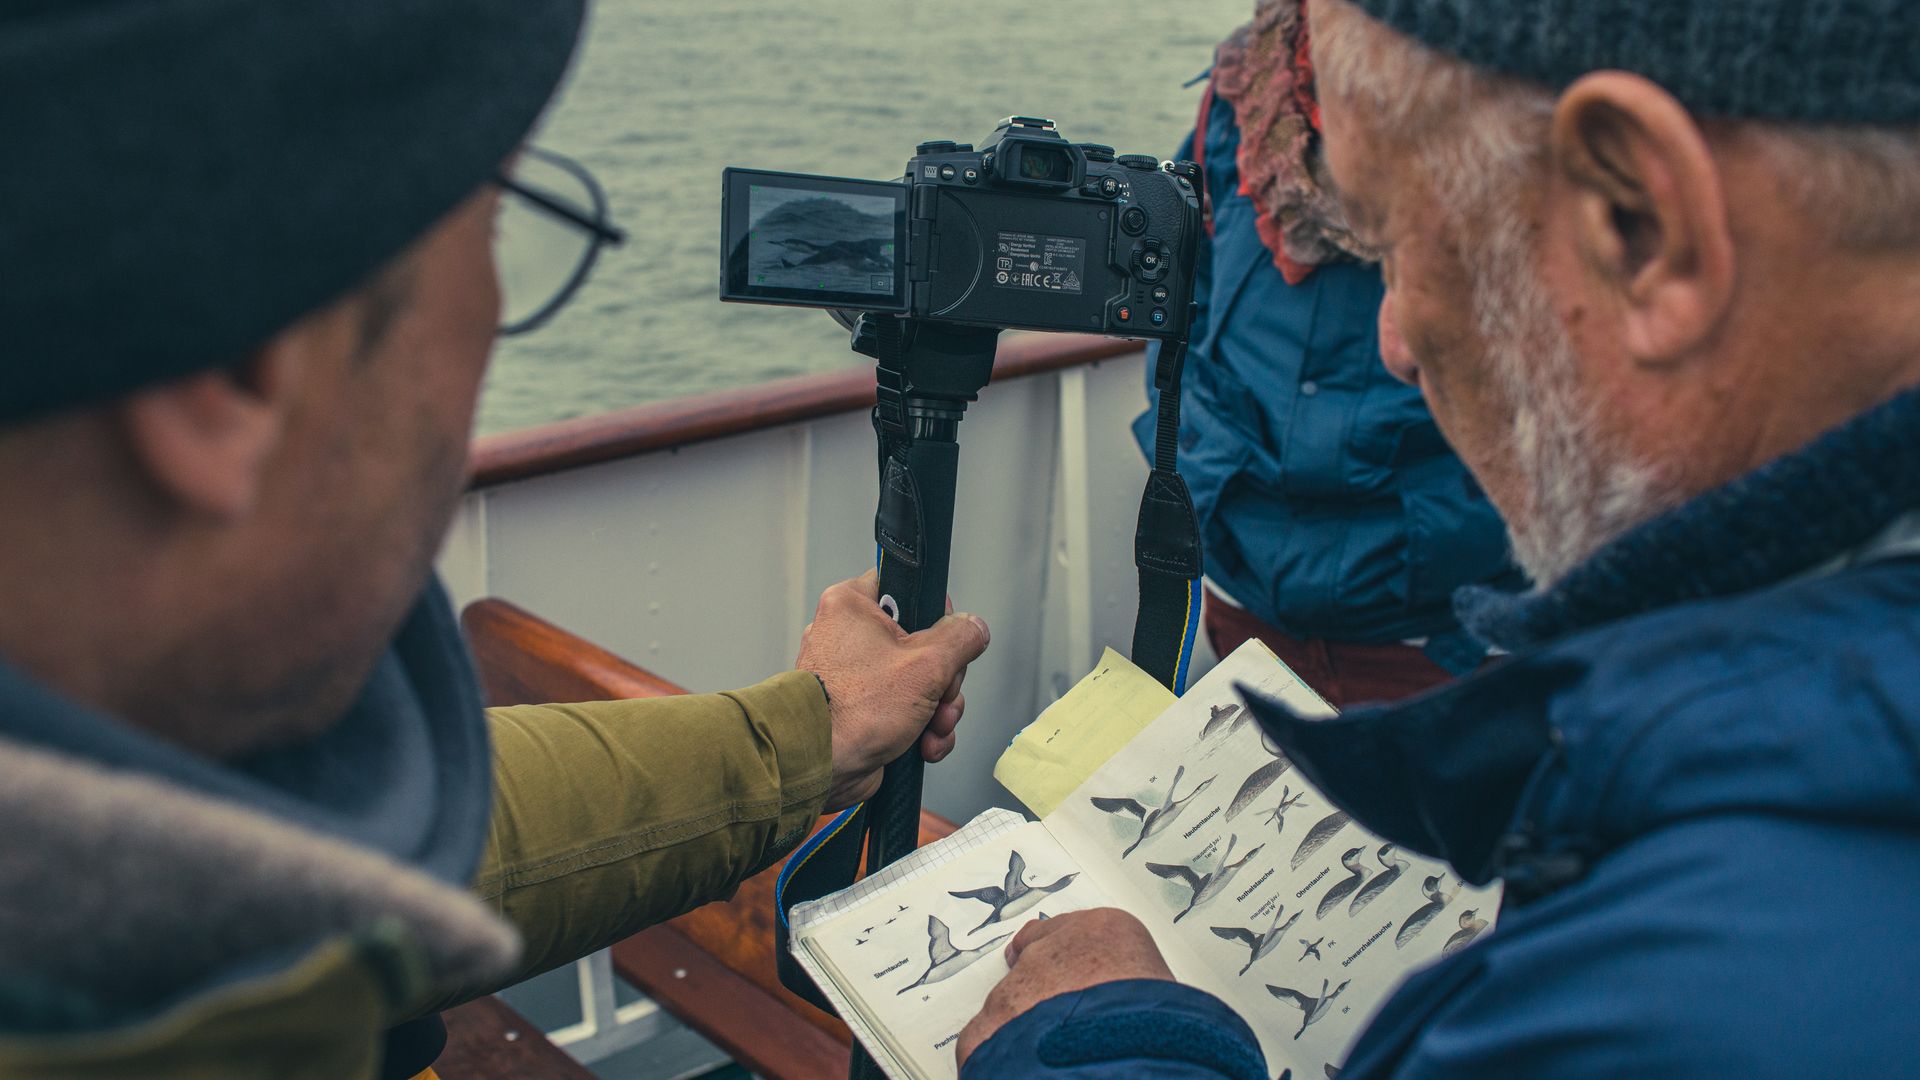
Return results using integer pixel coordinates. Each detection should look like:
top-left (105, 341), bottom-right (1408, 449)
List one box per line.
top-left (789, 641), bottom-right (1499, 1080)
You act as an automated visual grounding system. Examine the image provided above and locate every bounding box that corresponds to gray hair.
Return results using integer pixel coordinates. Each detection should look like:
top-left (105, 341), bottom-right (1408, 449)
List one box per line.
top-left (1310, 0), bottom-right (1920, 253)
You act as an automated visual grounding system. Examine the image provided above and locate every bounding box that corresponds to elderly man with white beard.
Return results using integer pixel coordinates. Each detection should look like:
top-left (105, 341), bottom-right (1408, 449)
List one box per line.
top-left (954, 0), bottom-right (1920, 1077)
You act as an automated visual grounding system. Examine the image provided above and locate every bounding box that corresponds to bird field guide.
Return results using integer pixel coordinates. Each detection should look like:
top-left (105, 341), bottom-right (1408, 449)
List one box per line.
top-left (787, 641), bottom-right (1501, 1080)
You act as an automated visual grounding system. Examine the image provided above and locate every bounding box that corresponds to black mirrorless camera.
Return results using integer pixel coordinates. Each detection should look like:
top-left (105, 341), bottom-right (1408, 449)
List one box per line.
top-left (721, 116), bottom-right (1202, 339)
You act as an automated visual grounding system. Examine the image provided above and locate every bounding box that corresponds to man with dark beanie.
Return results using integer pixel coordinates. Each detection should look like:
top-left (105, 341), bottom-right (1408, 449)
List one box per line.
top-left (0, 2), bottom-right (988, 1077)
top-left (960, 0), bottom-right (1920, 1076)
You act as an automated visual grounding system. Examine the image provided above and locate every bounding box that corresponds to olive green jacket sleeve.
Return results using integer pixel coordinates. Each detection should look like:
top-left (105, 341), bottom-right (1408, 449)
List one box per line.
top-left (428, 670), bottom-right (832, 1009)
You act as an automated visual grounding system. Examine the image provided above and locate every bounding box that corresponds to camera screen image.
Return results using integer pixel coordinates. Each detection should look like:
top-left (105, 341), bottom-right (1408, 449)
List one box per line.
top-left (722, 169), bottom-right (908, 311)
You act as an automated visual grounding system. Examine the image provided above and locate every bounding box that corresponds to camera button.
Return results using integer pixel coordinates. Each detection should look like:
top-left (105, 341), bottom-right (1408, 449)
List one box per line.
top-left (962, 168), bottom-right (980, 184)
top-left (1151, 285), bottom-right (1170, 303)
top-left (1122, 207), bottom-right (1149, 235)
top-left (1100, 176), bottom-right (1121, 198)
top-left (940, 165), bottom-right (957, 180)
top-left (1150, 308), bottom-right (1169, 328)
top-left (1118, 306), bottom-right (1133, 323)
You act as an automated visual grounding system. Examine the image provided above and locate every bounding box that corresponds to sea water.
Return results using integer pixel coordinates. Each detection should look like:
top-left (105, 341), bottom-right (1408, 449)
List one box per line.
top-left (481, 0), bottom-right (1253, 435)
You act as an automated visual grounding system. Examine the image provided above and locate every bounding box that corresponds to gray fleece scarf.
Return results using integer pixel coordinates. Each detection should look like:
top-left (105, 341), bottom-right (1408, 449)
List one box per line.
top-left (0, 578), bottom-right (518, 1032)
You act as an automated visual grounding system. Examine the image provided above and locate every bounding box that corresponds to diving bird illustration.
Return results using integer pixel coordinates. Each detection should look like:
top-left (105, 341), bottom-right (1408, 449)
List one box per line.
top-left (1148, 834), bottom-right (1266, 923)
top-left (1090, 765), bottom-right (1217, 858)
top-left (1291, 810), bottom-right (1353, 870)
top-left (1348, 844), bottom-right (1408, 916)
top-left (1210, 905), bottom-right (1302, 977)
top-left (1298, 936), bottom-right (1325, 962)
top-left (1316, 847), bottom-right (1371, 919)
top-left (1200, 702), bottom-right (1249, 739)
top-left (1226, 733), bottom-right (1292, 820)
top-left (772, 237), bottom-right (892, 272)
top-left (1395, 874), bottom-right (1458, 948)
top-left (948, 850), bottom-right (1079, 933)
top-left (1442, 909), bottom-right (1489, 956)
top-left (1260, 787), bottom-right (1307, 836)
top-left (1266, 977), bottom-right (1352, 1040)
top-left (896, 915), bottom-right (1012, 995)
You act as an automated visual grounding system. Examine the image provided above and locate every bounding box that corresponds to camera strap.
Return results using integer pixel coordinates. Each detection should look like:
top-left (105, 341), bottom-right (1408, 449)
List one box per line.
top-left (1131, 338), bottom-right (1205, 695)
top-left (774, 331), bottom-right (1205, 1031)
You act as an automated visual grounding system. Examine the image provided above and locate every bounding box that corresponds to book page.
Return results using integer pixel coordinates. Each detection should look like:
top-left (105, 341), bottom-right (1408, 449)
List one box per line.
top-left (993, 646), bottom-right (1178, 817)
top-left (1044, 641), bottom-right (1500, 1078)
top-left (790, 812), bottom-right (1121, 1080)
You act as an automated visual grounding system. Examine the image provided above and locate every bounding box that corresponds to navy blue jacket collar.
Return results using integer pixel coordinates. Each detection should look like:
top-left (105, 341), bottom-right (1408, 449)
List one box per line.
top-left (1247, 385), bottom-right (1920, 902)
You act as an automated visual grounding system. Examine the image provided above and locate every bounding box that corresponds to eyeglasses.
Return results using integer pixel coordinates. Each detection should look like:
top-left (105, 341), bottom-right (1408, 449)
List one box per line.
top-left (493, 147), bottom-right (627, 336)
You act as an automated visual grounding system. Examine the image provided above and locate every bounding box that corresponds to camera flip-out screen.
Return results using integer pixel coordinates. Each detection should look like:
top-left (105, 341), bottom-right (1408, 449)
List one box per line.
top-left (722, 169), bottom-right (910, 312)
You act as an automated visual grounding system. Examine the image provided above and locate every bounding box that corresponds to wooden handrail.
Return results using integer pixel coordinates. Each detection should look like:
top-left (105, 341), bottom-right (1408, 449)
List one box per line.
top-left (469, 332), bottom-right (1143, 489)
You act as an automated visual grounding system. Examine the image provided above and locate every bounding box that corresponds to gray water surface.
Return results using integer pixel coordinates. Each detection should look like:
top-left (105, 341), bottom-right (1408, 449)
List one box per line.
top-left (481, 0), bottom-right (1253, 435)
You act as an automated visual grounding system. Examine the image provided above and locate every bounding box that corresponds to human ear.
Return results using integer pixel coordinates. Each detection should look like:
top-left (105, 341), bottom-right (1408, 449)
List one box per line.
top-left (1548, 72), bottom-right (1735, 366)
top-left (115, 348), bottom-right (301, 519)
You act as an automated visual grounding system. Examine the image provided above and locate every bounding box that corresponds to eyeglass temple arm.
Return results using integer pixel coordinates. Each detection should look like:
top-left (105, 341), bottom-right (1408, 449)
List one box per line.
top-left (495, 174), bottom-right (628, 246)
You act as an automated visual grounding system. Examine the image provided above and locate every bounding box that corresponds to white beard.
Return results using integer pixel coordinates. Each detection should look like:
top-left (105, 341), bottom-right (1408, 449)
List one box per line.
top-left (1468, 218), bottom-right (1676, 587)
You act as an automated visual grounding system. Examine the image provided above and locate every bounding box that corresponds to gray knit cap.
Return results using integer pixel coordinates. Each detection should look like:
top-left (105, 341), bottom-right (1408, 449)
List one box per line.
top-left (1350, 0), bottom-right (1920, 124)
top-left (1, 0), bottom-right (586, 424)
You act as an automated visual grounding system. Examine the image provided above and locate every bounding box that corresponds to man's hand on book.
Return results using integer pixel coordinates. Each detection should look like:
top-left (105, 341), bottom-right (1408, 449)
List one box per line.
top-left (797, 569), bottom-right (991, 810)
top-left (956, 908), bottom-right (1175, 1065)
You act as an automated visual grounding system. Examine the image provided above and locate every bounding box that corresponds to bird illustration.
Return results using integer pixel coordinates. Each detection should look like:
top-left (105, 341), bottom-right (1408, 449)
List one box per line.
top-left (1200, 702), bottom-right (1249, 739)
top-left (1226, 733), bottom-right (1292, 820)
top-left (1395, 874), bottom-right (1458, 948)
top-left (1291, 809), bottom-right (1352, 869)
top-left (1347, 844), bottom-right (1407, 916)
top-left (896, 915), bottom-right (1012, 995)
top-left (1148, 834), bottom-right (1267, 923)
top-left (1442, 909), bottom-right (1489, 956)
top-left (1090, 765), bottom-right (1218, 858)
top-left (1298, 936), bottom-right (1325, 962)
top-left (1267, 977), bottom-right (1352, 1040)
top-left (948, 850), bottom-right (1080, 933)
top-left (853, 936), bottom-right (868, 946)
top-left (772, 237), bottom-right (892, 272)
top-left (1260, 787), bottom-right (1307, 836)
top-left (1210, 904), bottom-right (1302, 977)
top-left (1316, 847), bottom-right (1371, 919)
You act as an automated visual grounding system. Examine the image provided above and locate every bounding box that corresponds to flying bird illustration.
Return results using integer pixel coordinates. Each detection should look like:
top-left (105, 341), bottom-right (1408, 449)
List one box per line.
top-left (1395, 874), bottom-right (1458, 948)
top-left (853, 936), bottom-right (868, 946)
top-left (1200, 702), bottom-right (1252, 740)
top-left (1148, 834), bottom-right (1266, 923)
top-left (896, 915), bottom-right (1012, 995)
top-left (1442, 909), bottom-right (1489, 956)
top-left (1260, 787), bottom-right (1307, 836)
top-left (773, 236), bottom-right (892, 272)
top-left (1267, 977), bottom-right (1352, 1040)
top-left (1298, 936), bottom-right (1325, 962)
top-left (1291, 810), bottom-right (1352, 869)
top-left (948, 850), bottom-right (1080, 933)
top-left (1316, 847), bottom-right (1371, 919)
top-left (1226, 733), bottom-right (1292, 820)
top-left (1348, 844), bottom-right (1407, 917)
top-left (1210, 904), bottom-right (1302, 976)
top-left (1090, 765), bottom-right (1217, 858)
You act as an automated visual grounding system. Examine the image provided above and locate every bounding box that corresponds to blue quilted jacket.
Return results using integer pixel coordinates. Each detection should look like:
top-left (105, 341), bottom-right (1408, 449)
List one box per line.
top-left (1134, 92), bottom-right (1513, 652)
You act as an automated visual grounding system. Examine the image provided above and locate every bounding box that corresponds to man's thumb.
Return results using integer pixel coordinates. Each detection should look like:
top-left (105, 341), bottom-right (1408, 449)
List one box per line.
top-left (913, 612), bottom-right (990, 665)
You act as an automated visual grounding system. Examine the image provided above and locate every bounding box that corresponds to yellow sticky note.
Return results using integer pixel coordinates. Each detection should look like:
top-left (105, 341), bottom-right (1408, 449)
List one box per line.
top-left (993, 647), bottom-right (1178, 817)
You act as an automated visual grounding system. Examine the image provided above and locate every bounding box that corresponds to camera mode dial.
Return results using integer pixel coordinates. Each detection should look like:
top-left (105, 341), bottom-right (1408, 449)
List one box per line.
top-left (917, 140), bottom-right (960, 155)
top-left (1079, 143), bottom-right (1117, 163)
top-left (1117, 154), bottom-right (1160, 171)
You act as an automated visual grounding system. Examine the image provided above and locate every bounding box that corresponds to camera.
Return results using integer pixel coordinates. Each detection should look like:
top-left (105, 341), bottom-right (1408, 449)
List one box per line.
top-left (720, 116), bottom-right (1202, 339)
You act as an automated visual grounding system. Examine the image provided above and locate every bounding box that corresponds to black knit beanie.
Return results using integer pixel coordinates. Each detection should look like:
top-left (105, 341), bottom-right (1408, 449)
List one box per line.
top-left (0, 0), bottom-right (586, 424)
top-left (1350, 0), bottom-right (1920, 124)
